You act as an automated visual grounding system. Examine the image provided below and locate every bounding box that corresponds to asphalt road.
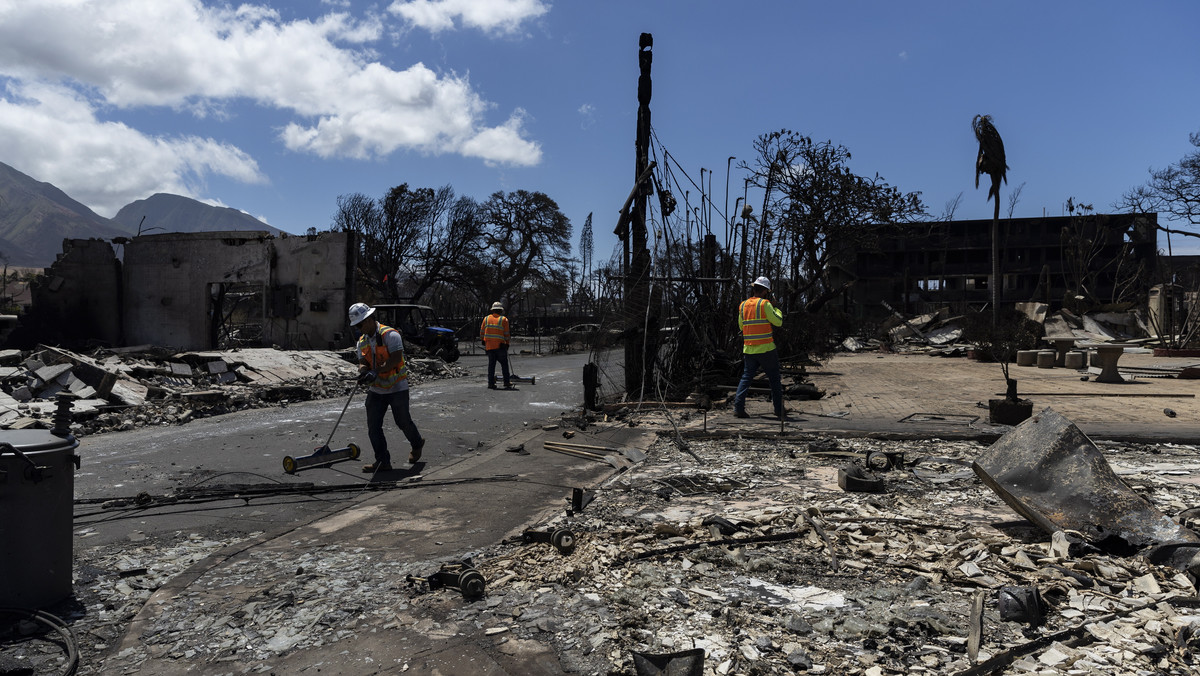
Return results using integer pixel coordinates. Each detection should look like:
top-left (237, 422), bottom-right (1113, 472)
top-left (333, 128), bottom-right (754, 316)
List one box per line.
top-left (72, 350), bottom-right (600, 550)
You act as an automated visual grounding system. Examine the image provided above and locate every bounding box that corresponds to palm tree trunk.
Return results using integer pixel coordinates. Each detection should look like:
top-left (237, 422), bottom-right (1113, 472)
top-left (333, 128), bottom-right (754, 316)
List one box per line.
top-left (991, 198), bottom-right (1000, 326)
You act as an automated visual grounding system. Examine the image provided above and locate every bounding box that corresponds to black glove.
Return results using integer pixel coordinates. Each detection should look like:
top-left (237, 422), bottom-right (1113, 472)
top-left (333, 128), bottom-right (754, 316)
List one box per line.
top-left (357, 370), bottom-right (377, 384)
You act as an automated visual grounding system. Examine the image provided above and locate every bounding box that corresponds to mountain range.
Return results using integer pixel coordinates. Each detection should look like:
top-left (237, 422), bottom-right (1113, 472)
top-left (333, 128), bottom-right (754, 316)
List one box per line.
top-left (0, 161), bottom-right (284, 267)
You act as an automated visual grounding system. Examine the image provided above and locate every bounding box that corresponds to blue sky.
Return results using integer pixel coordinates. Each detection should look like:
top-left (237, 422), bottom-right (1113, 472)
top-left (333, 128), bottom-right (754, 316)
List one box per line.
top-left (2, 0), bottom-right (1199, 262)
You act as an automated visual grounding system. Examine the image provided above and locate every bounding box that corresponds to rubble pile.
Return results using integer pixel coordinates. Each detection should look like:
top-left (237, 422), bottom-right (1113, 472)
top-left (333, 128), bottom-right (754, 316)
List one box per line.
top-left (449, 435), bottom-right (1200, 674)
top-left (58, 434), bottom-right (1200, 675)
top-left (0, 345), bottom-right (468, 436)
top-left (849, 305), bottom-right (1158, 357)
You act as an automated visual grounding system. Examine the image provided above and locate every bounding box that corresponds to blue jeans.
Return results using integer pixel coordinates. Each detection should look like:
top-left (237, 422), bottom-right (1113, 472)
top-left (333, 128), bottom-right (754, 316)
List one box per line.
top-left (734, 349), bottom-right (784, 415)
top-left (486, 344), bottom-right (511, 387)
top-left (364, 390), bottom-right (422, 465)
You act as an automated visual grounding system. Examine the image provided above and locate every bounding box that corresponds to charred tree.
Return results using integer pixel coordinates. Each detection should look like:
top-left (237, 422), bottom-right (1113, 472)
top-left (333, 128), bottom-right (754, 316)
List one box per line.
top-left (623, 33), bottom-right (658, 399)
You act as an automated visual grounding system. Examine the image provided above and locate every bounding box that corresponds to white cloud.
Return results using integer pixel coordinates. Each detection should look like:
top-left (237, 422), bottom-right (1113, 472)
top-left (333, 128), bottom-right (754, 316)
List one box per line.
top-left (578, 103), bottom-right (595, 130)
top-left (0, 81), bottom-right (264, 217)
top-left (0, 0), bottom-right (543, 202)
top-left (459, 109), bottom-right (541, 165)
top-left (389, 0), bottom-right (548, 35)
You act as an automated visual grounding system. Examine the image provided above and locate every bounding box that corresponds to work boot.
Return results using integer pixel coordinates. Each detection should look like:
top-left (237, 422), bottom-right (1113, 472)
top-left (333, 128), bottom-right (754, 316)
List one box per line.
top-left (503, 384), bottom-right (518, 391)
top-left (488, 383), bottom-right (498, 390)
top-left (362, 462), bottom-right (393, 473)
top-left (408, 439), bottom-right (424, 464)
top-left (734, 410), bottom-right (749, 419)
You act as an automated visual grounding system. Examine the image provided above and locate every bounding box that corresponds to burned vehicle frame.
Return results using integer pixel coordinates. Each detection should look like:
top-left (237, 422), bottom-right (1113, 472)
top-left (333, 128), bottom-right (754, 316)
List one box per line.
top-left (369, 304), bottom-right (460, 363)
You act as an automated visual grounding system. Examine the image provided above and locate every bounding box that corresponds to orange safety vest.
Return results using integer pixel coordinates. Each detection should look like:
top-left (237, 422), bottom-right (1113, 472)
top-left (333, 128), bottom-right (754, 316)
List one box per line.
top-left (480, 314), bottom-right (510, 350)
top-left (357, 324), bottom-right (407, 388)
top-left (740, 297), bottom-right (775, 350)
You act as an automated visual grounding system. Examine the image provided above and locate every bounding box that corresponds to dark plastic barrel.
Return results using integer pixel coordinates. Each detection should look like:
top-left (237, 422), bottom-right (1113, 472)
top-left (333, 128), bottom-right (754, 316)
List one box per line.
top-left (0, 429), bottom-right (79, 608)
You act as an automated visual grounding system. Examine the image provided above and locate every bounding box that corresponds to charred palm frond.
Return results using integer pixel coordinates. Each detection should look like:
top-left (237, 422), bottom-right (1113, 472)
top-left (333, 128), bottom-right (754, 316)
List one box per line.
top-left (973, 114), bottom-right (1008, 203)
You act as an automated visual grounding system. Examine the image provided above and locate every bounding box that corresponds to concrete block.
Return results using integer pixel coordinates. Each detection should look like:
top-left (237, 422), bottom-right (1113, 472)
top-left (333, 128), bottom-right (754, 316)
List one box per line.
top-left (35, 363), bottom-right (72, 382)
top-left (1036, 351), bottom-right (1056, 368)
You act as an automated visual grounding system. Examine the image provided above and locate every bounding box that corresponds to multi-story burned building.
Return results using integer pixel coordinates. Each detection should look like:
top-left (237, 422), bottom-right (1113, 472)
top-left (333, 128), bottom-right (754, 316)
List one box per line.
top-left (832, 213), bottom-right (1159, 319)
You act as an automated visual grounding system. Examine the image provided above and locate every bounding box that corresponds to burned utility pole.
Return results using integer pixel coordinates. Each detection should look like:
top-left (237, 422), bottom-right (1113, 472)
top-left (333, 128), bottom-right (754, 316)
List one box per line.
top-left (616, 32), bottom-right (659, 400)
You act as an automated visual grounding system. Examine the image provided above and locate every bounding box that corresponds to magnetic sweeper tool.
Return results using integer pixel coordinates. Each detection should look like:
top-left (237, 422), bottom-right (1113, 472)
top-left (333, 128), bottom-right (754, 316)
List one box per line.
top-left (282, 382), bottom-right (362, 474)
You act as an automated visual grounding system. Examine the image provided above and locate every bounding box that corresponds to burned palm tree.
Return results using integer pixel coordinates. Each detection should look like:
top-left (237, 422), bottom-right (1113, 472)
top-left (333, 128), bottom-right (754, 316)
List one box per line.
top-left (973, 114), bottom-right (1008, 324)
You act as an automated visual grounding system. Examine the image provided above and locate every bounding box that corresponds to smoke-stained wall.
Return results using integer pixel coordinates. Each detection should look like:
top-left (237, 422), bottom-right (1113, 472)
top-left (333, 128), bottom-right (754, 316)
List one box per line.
top-left (29, 238), bottom-right (122, 347)
top-left (119, 230), bottom-right (355, 350)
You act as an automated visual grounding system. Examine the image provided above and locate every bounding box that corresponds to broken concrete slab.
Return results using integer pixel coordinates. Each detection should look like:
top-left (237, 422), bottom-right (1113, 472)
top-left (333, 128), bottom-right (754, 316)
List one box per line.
top-left (973, 407), bottom-right (1200, 558)
top-left (108, 378), bottom-right (149, 406)
top-left (179, 348), bottom-right (356, 383)
top-left (34, 344), bottom-right (148, 406)
top-left (34, 363), bottom-right (73, 384)
top-left (169, 362), bottom-right (194, 377)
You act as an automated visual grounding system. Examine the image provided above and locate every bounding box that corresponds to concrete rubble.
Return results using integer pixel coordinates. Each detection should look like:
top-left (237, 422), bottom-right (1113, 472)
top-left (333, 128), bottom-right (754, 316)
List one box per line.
top-left (51, 418), bottom-right (1200, 675)
top-left (852, 306), bottom-right (1165, 360)
top-left (0, 344), bottom-right (469, 436)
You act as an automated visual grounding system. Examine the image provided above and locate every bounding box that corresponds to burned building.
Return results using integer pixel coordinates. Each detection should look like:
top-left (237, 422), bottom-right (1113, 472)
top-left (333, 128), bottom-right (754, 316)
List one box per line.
top-left (25, 230), bottom-right (357, 351)
top-left (832, 213), bottom-right (1158, 319)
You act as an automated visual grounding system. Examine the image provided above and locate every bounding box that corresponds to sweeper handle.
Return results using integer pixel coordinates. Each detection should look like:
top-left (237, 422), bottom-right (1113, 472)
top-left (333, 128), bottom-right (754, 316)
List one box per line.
top-left (320, 379), bottom-right (360, 451)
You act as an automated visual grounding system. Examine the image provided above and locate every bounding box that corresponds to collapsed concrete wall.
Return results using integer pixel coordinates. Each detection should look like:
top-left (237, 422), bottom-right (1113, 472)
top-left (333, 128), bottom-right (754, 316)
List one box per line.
top-left (122, 231), bottom-right (355, 351)
top-left (29, 238), bottom-right (122, 347)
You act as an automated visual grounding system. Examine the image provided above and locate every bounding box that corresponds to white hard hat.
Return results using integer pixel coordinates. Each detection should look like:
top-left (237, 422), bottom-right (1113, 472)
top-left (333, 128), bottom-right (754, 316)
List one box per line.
top-left (752, 276), bottom-right (771, 291)
top-left (491, 301), bottom-right (504, 312)
top-left (348, 302), bottom-right (376, 326)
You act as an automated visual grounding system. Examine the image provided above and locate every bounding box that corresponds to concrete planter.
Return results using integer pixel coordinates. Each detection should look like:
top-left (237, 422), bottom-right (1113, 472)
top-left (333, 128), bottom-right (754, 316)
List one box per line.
top-left (989, 398), bottom-right (1033, 426)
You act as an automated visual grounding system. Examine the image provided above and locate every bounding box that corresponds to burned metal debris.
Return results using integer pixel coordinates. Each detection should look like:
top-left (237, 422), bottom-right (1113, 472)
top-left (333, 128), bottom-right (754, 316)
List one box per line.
top-left (406, 562), bottom-right (487, 600)
top-left (37, 428), bottom-right (1200, 675)
top-left (440, 431), bottom-right (1200, 675)
top-left (974, 407), bottom-right (1200, 573)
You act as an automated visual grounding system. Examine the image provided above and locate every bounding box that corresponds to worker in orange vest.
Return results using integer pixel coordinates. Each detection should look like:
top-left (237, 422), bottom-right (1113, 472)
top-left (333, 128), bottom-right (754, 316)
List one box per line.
top-left (733, 277), bottom-right (785, 419)
top-left (480, 301), bottom-right (513, 389)
top-left (349, 302), bottom-right (424, 473)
